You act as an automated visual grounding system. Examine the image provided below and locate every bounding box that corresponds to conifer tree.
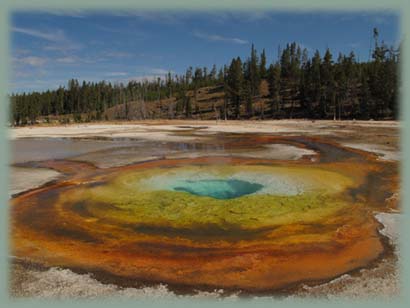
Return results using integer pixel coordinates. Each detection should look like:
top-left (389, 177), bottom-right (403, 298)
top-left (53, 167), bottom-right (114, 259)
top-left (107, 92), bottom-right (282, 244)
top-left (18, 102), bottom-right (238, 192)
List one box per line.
top-left (249, 44), bottom-right (260, 97)
top-left (227, 57), bottom-right (244, 118)
top-left (267, 63), bottom-right (281, 117)
top-left (260, 49), bottom-right (267, 79)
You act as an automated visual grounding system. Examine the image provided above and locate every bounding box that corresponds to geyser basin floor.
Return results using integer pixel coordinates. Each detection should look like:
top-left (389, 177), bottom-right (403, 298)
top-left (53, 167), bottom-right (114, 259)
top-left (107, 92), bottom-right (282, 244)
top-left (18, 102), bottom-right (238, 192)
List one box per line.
top-left (10, 133), bottom-right (399, 294)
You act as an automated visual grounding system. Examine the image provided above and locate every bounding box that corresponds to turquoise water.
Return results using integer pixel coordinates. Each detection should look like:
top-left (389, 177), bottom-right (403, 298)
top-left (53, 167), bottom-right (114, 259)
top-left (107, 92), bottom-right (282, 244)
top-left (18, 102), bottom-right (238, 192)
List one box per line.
top-left (172, 179), bottom-right (263, 199)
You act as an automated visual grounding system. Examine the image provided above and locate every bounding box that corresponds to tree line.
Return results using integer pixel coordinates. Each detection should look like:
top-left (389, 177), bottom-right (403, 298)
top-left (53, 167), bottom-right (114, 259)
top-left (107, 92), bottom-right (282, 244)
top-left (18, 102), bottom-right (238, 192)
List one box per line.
top-left (10, 28), bottom-right (400, 125)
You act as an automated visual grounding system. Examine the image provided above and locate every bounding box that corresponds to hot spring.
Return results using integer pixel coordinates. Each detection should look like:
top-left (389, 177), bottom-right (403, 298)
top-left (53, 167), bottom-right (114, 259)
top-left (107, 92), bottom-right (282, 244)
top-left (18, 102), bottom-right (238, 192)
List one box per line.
top-left (11, 136), bottom-right (397, 294)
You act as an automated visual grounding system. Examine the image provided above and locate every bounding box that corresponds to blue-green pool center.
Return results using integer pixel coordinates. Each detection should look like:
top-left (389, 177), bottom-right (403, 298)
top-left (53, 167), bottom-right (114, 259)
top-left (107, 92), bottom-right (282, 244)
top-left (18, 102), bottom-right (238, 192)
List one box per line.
top-left (172, 179), bottom-right (264, 199)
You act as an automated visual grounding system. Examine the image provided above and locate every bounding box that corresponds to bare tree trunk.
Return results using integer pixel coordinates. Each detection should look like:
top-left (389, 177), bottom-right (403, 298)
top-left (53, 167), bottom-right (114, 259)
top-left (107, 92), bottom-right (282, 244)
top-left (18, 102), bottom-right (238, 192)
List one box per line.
top-left (157, 86), bottom-right (161, 119)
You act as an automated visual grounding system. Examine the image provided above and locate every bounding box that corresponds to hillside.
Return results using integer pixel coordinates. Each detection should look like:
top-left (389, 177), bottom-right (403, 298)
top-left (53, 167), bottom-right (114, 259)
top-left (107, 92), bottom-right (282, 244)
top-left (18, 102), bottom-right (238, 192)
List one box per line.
top-left (38, 79), bottom-right (363, 123)
top-left (39, 84), bottom-right (268, 123)
top-left (11, 35), bottom-right (400, 126)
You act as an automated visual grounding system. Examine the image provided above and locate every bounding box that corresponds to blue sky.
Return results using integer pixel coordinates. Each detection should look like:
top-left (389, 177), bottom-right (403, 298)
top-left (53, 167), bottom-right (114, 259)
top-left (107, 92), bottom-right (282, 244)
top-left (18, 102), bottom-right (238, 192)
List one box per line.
top-left (10, 10), bottom-right (400, 93)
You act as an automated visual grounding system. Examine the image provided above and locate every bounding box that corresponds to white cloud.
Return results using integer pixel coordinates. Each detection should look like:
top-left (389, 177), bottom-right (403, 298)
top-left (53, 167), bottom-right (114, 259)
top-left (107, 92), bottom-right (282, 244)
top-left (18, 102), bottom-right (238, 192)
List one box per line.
top-left (193, 31), bottom-right (248, 45)
top-left (105, 72), bottom-right (128, 77)
top-left (12, 27), bottom-right (66, 42)
top-left (113, 11), bottom-right (273, 25)
top-left (55, 55), bottom-right (99, 64)
top-left (104, 51), bottom-right (133, 58)
top-left (15, 48), bottom-right (31, 55)
top-left (18, 56), bottom-right (47, 67)
top-left (43, 9), bottom-right (87, 18)
top-left (13, 70), bottom-right (31, 78)
top-left (241, 12), bottom-right (274, 22)
top-left (12, 26), bottom-right (82, 54)
top-left (10, 78), bottom-right (67, 93)
top-left (43, 41), bottom-right (83, 53)
top-left (126, 75), bottom-right (164, 83)
top-left (56, 56), bottom-right (77, 64)
top-left (108, 68), bottom-right (173, 85)
top-left (136, 67), bottom-right (171, 75)
top-left (148, 68), bottom-right (169, 75)
top-left (113, 11), bottom-right (181, 25)
top-left (206, 12), bottom-right (274, 24)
